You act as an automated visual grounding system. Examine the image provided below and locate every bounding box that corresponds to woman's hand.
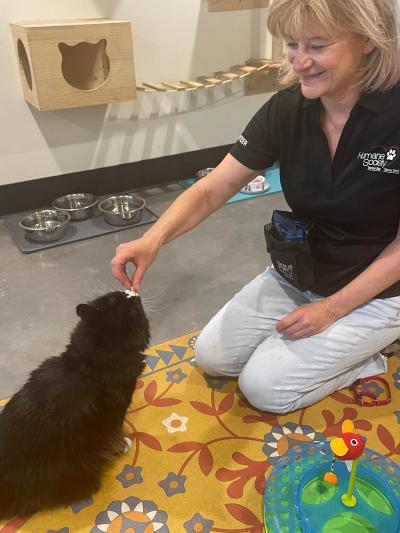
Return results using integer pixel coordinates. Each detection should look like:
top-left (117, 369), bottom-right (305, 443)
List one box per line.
top-left (276, 300), bottom-right (339, 339)
top-left (111, 237), bottom-right (160, 291)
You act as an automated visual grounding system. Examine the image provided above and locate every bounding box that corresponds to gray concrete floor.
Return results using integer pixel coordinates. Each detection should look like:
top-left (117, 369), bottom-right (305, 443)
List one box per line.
top-left (0, 184), bottom-right (288, 398)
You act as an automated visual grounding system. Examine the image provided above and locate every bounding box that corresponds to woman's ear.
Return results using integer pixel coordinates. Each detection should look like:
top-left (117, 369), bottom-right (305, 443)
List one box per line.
top-left (363, 37), bottom-right (376, 55)
top-left (76, 303), bottom-right (99, 323)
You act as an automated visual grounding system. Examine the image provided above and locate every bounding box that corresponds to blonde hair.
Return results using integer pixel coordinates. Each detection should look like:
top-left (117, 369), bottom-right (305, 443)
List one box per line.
top-left (267, 0), bottom-right (400, 92)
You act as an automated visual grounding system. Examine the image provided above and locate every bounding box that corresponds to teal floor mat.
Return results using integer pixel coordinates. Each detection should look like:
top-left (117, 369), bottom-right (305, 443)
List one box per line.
top-left (179, 165), bottom-right (282, 204)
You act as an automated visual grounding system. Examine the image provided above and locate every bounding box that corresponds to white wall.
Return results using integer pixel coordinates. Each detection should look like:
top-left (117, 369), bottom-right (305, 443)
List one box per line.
top-left (0, 0), bottom-right (273, 186)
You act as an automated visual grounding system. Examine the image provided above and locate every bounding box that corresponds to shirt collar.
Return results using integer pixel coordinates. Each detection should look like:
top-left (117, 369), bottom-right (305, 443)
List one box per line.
top-left (357, 90), bottom-right (387, 114)
top-left (301, 89), bottom-right (388, 114)
top-left (301, 97), bottom-right (319, 110)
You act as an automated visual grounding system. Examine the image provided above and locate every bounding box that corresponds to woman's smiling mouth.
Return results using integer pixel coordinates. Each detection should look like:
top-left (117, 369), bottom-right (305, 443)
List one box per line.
top-left (301, 72), bottom-right (326, 82)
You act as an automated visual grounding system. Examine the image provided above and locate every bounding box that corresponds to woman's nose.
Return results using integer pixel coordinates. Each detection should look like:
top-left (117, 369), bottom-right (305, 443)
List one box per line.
top-left (291, 50), bottom-right (313, 72)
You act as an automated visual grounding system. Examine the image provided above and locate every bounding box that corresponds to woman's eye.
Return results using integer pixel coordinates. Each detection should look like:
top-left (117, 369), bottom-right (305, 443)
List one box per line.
top-left (286, 42), bottom-right (298, 50)
top-left (310, 44), bottom-right (326, 50)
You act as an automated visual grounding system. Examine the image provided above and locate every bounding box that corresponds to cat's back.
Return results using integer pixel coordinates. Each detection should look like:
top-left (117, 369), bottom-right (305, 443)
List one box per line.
top-left (0, 354), bottom-right (99, 436)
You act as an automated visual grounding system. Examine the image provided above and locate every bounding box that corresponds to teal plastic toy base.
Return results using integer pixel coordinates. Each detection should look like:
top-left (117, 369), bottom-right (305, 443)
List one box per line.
top-left (264, 442), bottom-right (400, 533)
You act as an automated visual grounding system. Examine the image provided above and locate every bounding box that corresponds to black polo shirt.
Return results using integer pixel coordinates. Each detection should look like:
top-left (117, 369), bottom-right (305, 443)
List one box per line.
top-left (230, 83), bottom-right (400, 298)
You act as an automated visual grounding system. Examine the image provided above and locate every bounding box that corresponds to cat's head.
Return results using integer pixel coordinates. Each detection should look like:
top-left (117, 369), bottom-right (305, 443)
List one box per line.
top-left (76, 290), bottom-right (150, 351)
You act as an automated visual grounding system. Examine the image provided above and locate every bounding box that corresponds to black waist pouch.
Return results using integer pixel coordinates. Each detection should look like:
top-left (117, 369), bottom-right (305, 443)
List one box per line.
top-left (264, 210), bottom-right (314, 291)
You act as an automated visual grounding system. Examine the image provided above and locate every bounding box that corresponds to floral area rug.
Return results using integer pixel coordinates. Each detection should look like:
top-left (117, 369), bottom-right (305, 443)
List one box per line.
top-left (0, 331), bottom-right (399, 533)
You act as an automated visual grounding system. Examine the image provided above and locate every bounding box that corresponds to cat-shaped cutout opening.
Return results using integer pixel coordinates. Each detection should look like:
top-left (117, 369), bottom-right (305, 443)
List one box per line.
top-left (58, 39), bottom-right (110, 91)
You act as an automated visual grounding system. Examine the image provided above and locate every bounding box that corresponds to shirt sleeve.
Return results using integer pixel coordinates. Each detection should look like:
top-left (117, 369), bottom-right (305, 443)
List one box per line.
top-left (229, 91), bottom-right (280, 170)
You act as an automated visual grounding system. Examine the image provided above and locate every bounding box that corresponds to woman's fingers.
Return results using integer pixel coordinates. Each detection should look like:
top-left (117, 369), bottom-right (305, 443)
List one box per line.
top-left (111, 238), bottom-right (159, 290)
top-left (111, 244), bottom-right (137, 288)
top-left (111, 258), bottom-right (131, 289)
top-left (131, 264), bottom-right (146, 292)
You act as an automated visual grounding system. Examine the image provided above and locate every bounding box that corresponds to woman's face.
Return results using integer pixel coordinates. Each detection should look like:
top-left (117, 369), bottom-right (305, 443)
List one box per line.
top-left (286, 28), bottom-right (375, 101)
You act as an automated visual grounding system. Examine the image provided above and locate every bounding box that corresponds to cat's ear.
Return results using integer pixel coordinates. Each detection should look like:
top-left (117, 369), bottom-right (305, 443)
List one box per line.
top-left (76, 304), bottom-right (99, 323)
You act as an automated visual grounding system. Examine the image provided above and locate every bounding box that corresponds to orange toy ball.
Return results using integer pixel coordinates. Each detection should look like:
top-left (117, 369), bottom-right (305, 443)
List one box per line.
top-left (323, 472), bottom-right (338, 485)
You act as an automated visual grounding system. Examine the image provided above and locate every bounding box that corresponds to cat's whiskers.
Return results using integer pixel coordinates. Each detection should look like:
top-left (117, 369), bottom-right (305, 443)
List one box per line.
top-left (141, 294), bottom-right (161, 301)
top-left (97, 280), bottom-right (114, 292)
top-left (139, 290), bottom-right (165, 302)
top-left (142, 305), bottom-right (158, 313)
top-left (140, 295), bottom-right (164, 308)
top-left (141, 300), bottom-right (161, 308)
top-left (141, 301), bottom-right (158, 309)
top-left (140, 299), bottom-right (160, 308)
top-left (88, 288), bottom-right (108, 296)
top-left (134, 290), bottom-right (165, 314)
top-left (87, 280), bottom-right (115, 298)
top-left (141, 302), bottom-right (165, 314)
top-left (140, 300), bottom-right (159, 308)
top-left (142, 309), bottom-right (160, 316)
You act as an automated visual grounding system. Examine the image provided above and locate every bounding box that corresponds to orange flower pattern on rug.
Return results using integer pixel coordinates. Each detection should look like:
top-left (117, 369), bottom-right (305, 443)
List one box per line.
top-left (0, 332), bottom-right (399, 532)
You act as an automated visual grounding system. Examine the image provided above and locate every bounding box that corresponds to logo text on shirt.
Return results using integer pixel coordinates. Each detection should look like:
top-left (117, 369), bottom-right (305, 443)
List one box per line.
top-left (358, 147), bottom-right (399, 174)
top-left (276, 260), bottom-right (294, 280)
top-left (238, 135), bottom-right (248, 147)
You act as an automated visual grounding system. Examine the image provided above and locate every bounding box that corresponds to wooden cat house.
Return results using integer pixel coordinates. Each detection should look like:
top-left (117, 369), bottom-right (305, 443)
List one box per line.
top-left (10, 19), bottom-right (136, 111)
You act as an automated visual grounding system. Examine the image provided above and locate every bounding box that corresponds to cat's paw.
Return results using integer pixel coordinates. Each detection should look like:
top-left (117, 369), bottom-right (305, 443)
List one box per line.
top-left (123, 437), bottom-right (132, 453)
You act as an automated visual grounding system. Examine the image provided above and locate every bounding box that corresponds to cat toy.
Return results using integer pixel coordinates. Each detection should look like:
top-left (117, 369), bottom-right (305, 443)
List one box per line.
top-left (323, 419), bottom-right (366, 507)
top-left (263, 419), bottom-right (400, 532)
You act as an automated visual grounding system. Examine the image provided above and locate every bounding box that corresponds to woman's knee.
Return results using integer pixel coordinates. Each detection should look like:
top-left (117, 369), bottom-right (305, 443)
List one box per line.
top-left (238, 368), bottom-right (298, 414)
top-left (193, 332), bottom-right (223, 376)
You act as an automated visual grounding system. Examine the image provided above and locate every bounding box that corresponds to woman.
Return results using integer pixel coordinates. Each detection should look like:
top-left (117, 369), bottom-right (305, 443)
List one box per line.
top-left (111, 0), bottom-right (400, 413)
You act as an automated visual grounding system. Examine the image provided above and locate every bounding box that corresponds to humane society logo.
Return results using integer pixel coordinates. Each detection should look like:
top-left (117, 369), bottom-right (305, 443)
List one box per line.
top-left (358, 146), bottom-right (399, 174)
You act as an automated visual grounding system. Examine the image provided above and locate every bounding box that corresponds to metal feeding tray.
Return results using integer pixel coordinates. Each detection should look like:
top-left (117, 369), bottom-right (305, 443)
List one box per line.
top-left (4, 195), bottom-right (158, 254)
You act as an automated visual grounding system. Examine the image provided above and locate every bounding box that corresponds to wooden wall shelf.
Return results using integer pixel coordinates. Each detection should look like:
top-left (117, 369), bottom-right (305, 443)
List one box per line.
top-left (135, 36), bottom-right (284, 95)
top-left (136, 59), bottom-right (282, 94)
top-left (10, 19), bottom-right (136, 111)
top-left (208, 0), bottom-right (269, 11)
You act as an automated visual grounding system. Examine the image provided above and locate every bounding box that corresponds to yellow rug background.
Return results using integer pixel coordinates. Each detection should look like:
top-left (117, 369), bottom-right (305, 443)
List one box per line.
top-left (0, 331), bottom-right (399, 533)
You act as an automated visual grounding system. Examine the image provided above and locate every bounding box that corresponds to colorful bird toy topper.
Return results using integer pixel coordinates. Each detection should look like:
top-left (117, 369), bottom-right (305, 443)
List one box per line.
top-left (324, 419), bottom-right (367, 507)
top-left (330, 419), bottom-right (367, 461)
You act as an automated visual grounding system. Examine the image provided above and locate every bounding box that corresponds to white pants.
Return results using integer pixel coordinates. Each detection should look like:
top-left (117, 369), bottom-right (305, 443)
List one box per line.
top-left (194, 267), bottom-right (400, 413)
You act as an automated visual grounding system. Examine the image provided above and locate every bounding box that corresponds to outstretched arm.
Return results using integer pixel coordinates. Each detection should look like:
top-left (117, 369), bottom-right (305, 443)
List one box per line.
top-left (111, 154), bottom-right (260, 289)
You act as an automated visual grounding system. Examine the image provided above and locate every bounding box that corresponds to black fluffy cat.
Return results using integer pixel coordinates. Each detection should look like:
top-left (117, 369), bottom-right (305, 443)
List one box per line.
top-left (0, 290), bottom-right (150, 520)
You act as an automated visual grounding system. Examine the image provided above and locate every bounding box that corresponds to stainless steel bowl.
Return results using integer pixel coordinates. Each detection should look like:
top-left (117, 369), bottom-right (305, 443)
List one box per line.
top-left (18, 209), bottom-right (71, 242)
top-left (52, 193), bottom-right (98, 221)
top-left (195, 167), bottom-right (214, 180)
top-left (98, 194), bottom-right (146, 226)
